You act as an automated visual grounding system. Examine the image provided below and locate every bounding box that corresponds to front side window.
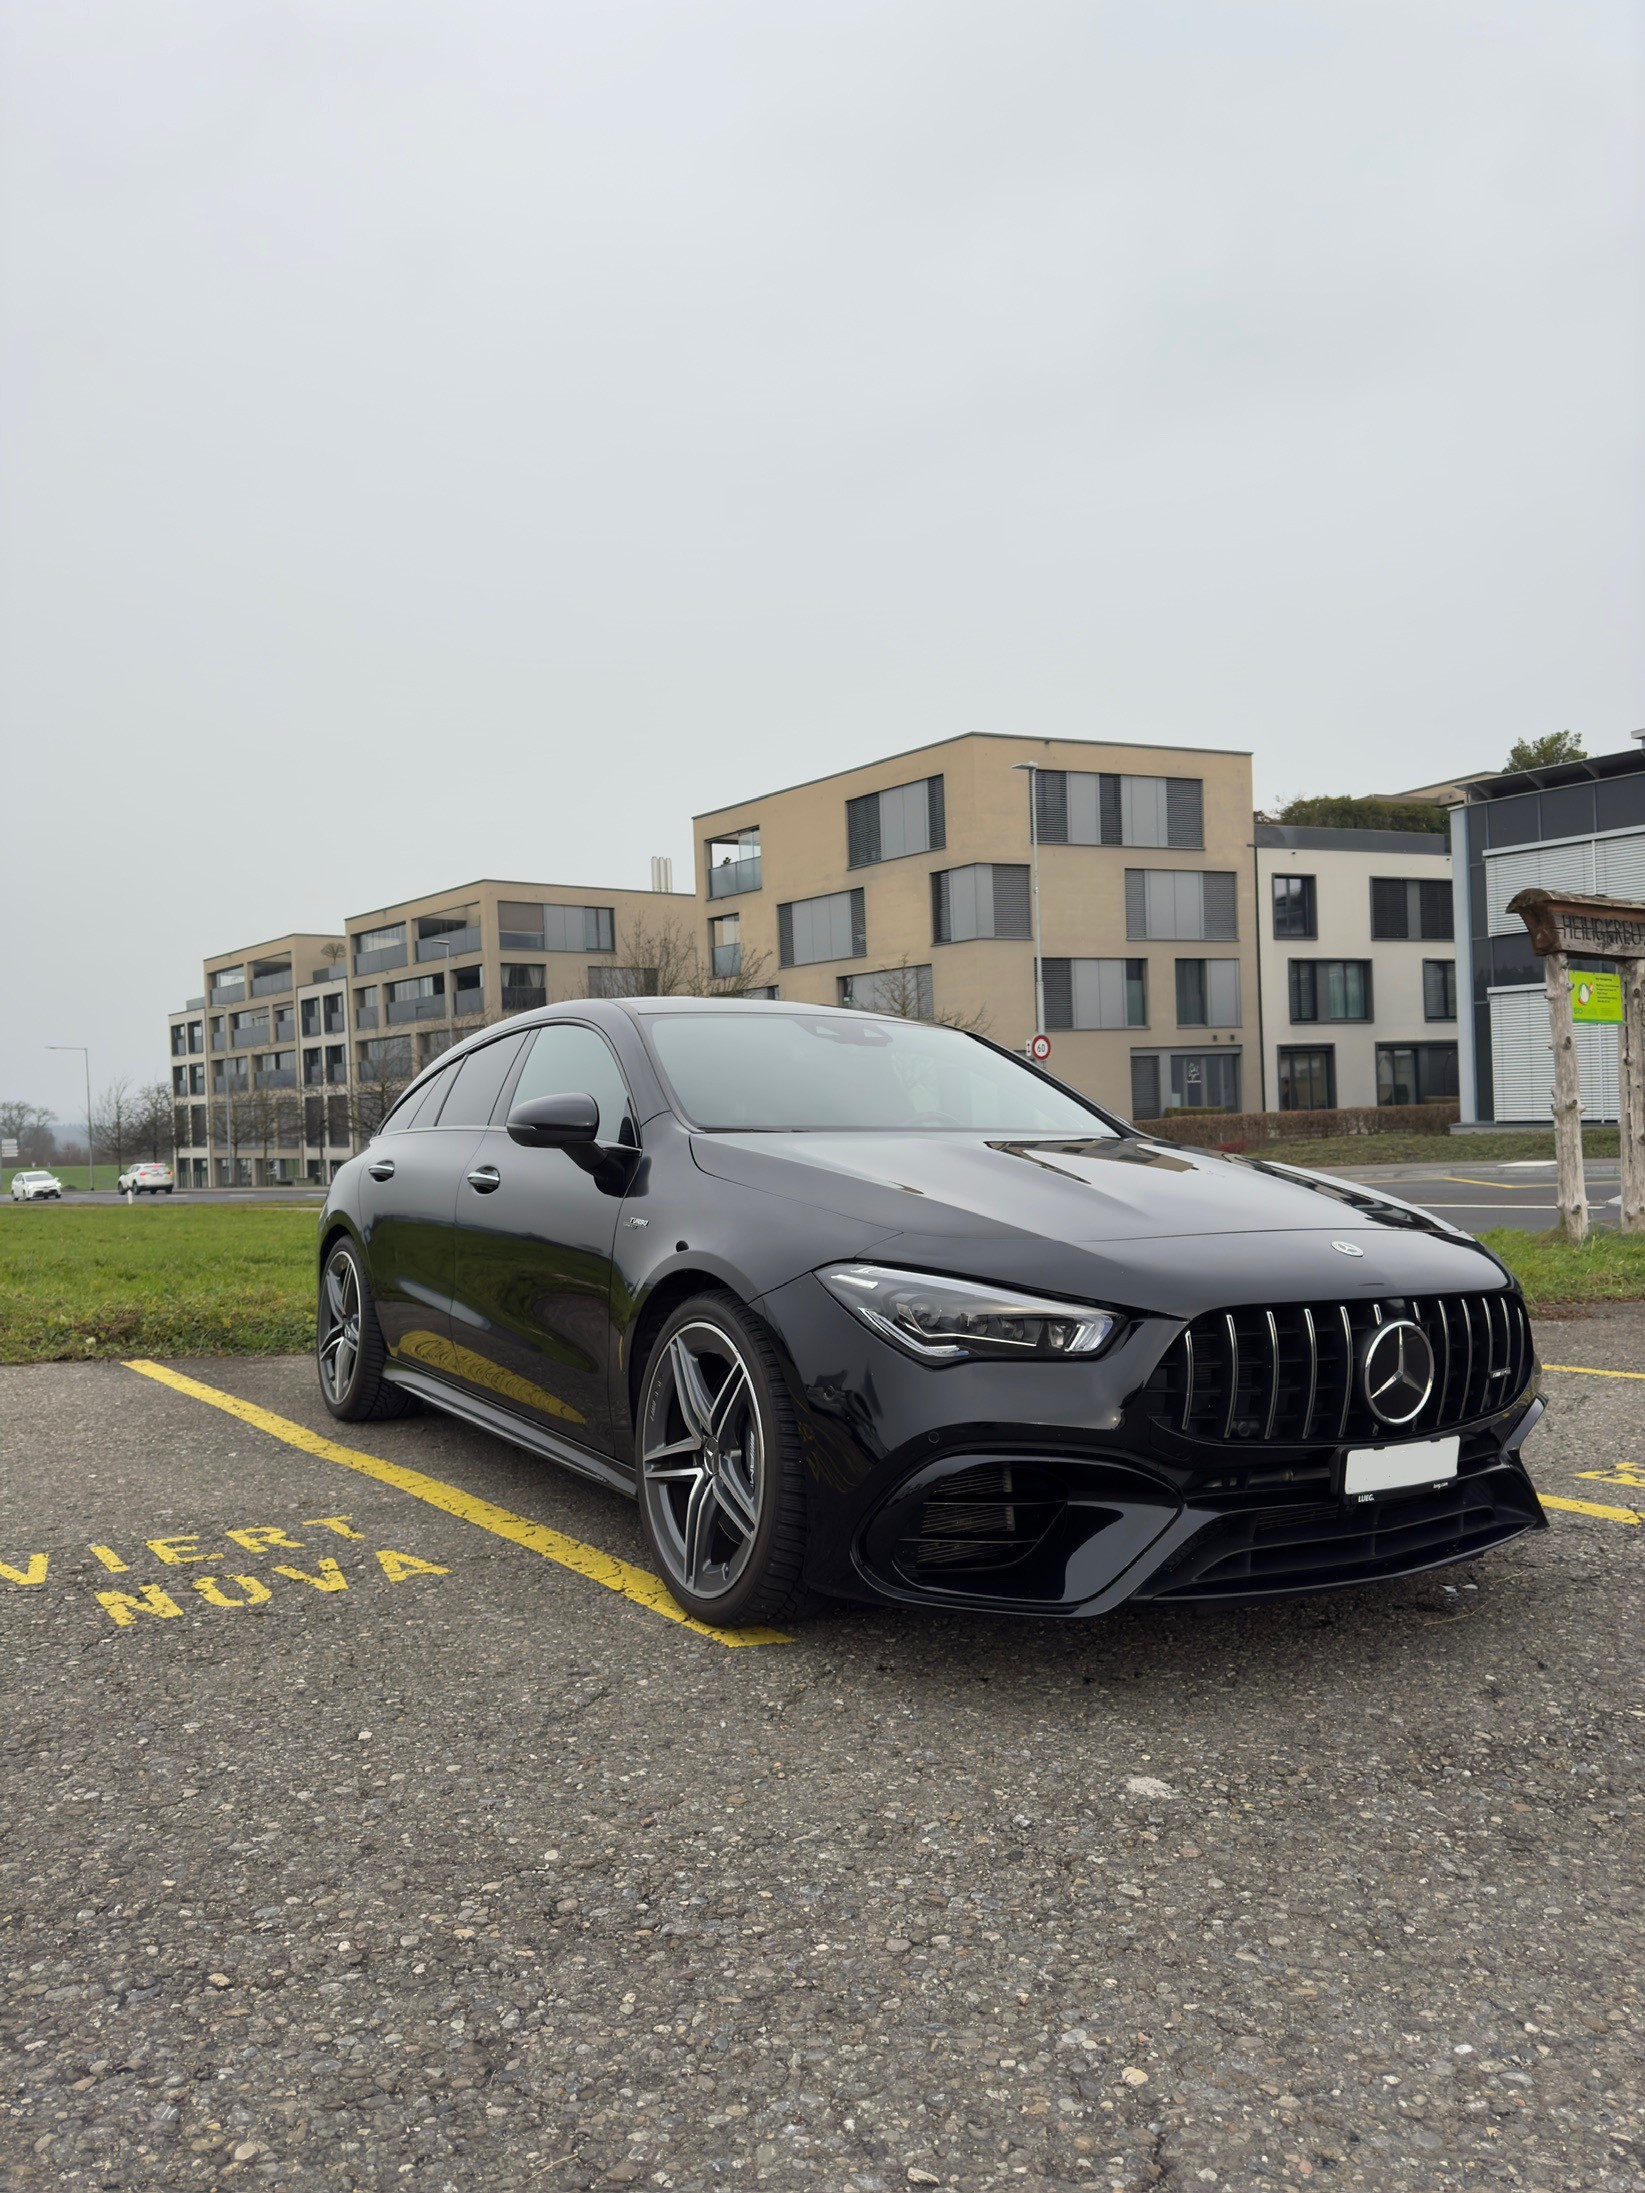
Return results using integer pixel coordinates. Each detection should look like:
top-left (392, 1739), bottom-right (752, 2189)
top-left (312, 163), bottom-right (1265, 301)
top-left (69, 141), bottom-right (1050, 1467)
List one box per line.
top-left (1125, 869), bottom-right (1238, 941)
top-left (1174, 958), bottom-right (1241, 1028)
top-left (511, 1023), bottom-right (634, 1143)
top-left (1278, 1046), bottom-right (1336, 1110)
top-left (846, 776), bottom-right (945, 866)
top-left (1289, 960), bottom-right (1373, 1022)
top-left (1371, 877), bottom-right (1454, 940)
top-left (1271, 875), bottom-right (1317, 938)
top-left (1423, 959), bottom-right (1458, 1020)
top-left (779, 888), bottom-right (867, 966)
top-left (1035, 771), bottom-right (1203, 848)
top-left (648, 1013), bottom-right (1110, 1134)
top-left (437, 1034), bottom-right (529, 1128)
top-left (1042, 958), bottom-right (1147, 1029)
top-left (931, 865), bottom-right (1030, 943)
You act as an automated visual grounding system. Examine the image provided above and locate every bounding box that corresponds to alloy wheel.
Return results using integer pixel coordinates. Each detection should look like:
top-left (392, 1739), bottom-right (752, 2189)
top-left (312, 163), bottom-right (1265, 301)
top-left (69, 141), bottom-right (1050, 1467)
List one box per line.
top-left (640, 1321), bottom-right (766, 1602)
top-left (318, 1250), bottom-right (362, 1405)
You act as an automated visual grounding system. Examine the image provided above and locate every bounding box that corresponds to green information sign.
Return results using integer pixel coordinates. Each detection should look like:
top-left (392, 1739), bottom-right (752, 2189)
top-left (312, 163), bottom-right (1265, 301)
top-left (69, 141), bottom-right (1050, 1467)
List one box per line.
top-left (1569, 970), bottom-right (1623, 1024)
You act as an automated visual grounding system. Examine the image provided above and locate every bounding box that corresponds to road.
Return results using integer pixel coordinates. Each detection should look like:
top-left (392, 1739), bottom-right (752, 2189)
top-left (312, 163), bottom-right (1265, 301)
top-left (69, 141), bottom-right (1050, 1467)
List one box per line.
top-left (1256, 1158), bottom-right (1624, 1238)
top-left (2, 1327), bottom-right (1641, 2190)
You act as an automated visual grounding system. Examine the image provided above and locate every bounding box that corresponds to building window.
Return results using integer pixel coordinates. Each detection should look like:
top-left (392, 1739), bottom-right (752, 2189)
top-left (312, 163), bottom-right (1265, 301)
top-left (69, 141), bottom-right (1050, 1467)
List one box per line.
top-left (706, 829), bottom-right (762, 900)
top-left (1377, 1042), bottom-right (1459, 1106)
top-left (416, 907), bottom-right (481, 961)
top-left (839, 964), bottom-right (936, 1018)
top-left (303, 1047), bottom-right (323, 1086)
top-left (502, 963), bottom-right (547, 1011)
top-left (497, 902), bottom-right (615, 952)
top-left (323, 992), bottom-right (345, 1035)
top-left (709, 913), bottom-right (742, 979)
top-left (1271, 875), bottom-right (1317, 938)
top-left (1043, 959), bottom-right (1147, 1030)
top-left (586, 966), bottom-right (658, 998)
top-left (846, 777), bottom-right (945, 866)
top-left (188, 1021), bottom-right (204, 1053)
top-left (386, 973), bottom-right (446, 1023)
top-left (1288, 960), bottom-right (1373, 1022)
top-left (778, 888), bottom-right (867, 966)
top-left (1174, 959), bottom-right (1241, 1028)
top-left (300, 998), bottom-right (321, 1038)
top-left (931, 865), bottom-right (1030, 943)
top-left (1125, 869), bottom-right (1238, 941)
top-left (170, 1024), bottom-right (186, 1057)
top-left (1035, 772), bottom-right (1203, 848)
top-left (1129, 1050), bottom-right (1241, 1117)
top-left (452, 964), bottom-right (483, 1011)
top-left (1370, 877), bottom-right (1454, 940)
top-left (1423, 959), bottom-right (1458, 1020)
top-left (353, 923), bottom-right (408, 974)
top-left (1277, 1046), bottom-right (1336, 1111)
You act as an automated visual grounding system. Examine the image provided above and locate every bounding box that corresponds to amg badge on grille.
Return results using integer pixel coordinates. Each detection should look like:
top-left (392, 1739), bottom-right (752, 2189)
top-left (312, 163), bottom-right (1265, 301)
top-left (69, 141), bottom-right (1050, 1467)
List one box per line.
top-left (1360, 1319), bottom-right (1436, 1427)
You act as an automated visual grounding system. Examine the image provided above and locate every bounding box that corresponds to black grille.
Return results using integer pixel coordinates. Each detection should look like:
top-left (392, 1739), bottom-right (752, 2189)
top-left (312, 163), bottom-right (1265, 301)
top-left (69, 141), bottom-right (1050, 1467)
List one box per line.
top-left (901, 1463), bottom-right (1066, 1577)
top-left (1142, 1291), bottom-right (1532, 1448)
top-left (1140, 1475), bottom-right (1541, 1600)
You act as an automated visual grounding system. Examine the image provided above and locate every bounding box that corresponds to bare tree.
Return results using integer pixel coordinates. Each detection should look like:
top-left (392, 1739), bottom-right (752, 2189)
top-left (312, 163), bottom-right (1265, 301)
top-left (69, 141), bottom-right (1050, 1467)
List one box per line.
top-left (91, 1078), bottom-right (140, 1172)
top-left (132, 1083), bottom-right (177, 1163)
top-left (0, 1100), bottom-right (57, 1167)
top-left (595, 915), bottom-right (775, 1000)
top-left (350, 1038), bottom-right (416, 1143)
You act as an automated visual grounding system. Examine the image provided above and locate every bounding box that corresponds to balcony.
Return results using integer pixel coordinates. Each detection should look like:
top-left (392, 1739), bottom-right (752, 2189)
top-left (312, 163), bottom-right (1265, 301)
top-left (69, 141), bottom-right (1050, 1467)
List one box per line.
top-left (354, 1007), bottom-right (379, 1030)
top-left (501, 985), bottom-right (547, 1014)
top-left (416, 925), bottom-right (482, 962)
top-left (251, 968), bottom-right (293, 998)
top-left (230, 1023), bottom-right (271, 1049)
top-left (326, 1064), bottom-right (350, 1086)
top-left (387, 995), bottom-right (450, 1024)
top-left (209, 983), bottom-right (246, 1007)
top-left (256, 1069), bottom-right (297, 1090)
top-left (708, 854), bottom-right (762, 900)
top-left (353, 943), bottom-right (408, 976)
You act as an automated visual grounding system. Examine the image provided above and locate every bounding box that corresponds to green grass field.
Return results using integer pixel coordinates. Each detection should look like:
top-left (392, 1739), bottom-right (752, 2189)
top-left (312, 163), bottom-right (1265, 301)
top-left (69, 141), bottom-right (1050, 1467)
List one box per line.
top-left (3, 1163), bottom-right (126, 1193)
top-left (0, 1199), bottom-right (1639, 1368)
top-left (0, 1204), bottom-right (319, 1363)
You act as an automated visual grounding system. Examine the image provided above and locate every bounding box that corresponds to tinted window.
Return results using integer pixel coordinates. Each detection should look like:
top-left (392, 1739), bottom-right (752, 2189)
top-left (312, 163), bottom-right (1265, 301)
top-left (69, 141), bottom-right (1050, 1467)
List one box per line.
top-left (648, 1013), bottom-right (1110, 1134)
top-left (510, 1024), bottom-right (634, 1143)
top-left (438, 1034), bottom-right (528, 1128)
top-left (402, 1061), bottom-right (459, 1128)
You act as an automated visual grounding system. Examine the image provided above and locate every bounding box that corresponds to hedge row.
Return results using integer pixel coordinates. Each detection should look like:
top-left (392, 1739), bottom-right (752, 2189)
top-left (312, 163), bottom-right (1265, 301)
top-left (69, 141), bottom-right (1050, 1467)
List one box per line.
top-left (1134, 1103), bottom-right (1460, 1148)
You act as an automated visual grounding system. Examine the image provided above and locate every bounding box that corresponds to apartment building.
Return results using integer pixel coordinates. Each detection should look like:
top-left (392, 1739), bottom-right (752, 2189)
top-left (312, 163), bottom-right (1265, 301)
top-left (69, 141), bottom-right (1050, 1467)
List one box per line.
top-left (1453, 735), bottom-right (1645, 1123)
top-left (695, 732), bottom-right (1258, 1118)
top-left (1253, 825), bottom-right (1458, 1112)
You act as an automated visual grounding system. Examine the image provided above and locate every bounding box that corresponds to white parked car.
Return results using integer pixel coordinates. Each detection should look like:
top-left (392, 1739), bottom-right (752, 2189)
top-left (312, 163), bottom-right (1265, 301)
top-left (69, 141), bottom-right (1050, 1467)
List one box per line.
top-left (116, 1162), bottom-right (176, 1196)
top-left (10, 1169), bottom-right (64, 1201)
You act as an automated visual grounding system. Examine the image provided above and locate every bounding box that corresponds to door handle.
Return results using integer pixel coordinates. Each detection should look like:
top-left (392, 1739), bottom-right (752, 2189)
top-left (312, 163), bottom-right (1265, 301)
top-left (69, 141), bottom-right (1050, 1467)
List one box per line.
top-left (466, 1165), bottom-right (502, 1193)
top-left (366, 1157), bottom-right (396, 1181)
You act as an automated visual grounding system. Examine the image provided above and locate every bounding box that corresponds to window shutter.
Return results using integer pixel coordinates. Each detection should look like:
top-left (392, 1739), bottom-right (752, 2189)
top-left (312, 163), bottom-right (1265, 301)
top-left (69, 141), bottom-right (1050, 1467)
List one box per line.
top-left (1369, 877), bottom-right (1407, 938)
top-left (1067, 771), bottom-right (1101, 844)
top-left (927, 775), bottom-right (946, 851)
top-left (1166, 778), bottom-right (1203, 848)
top-left (1099, 775), bottom-right (1123, 846)
top-left (1042, 959), bottom-right (1073, 1029)
top-left (846, 793), bottom-right (879, 868)
top-left (1125, 869), bottom-right (1147, 938)
top-left (777, 903), bottom-right (795, 967)
top-left (1130, 1054), bottom-right (1161, 1120)
top-left (849, 889), bottom-right (867, 957)
top-left (1418, 879), bottom-right (1453, 939)
top-left (1289, 961), bottom-right (1311, 1020)
top-left (991, 865), bottom-right (1031, 938)
top-left (1034, 772), bottom-right (1068, 844)
top-left (931, 871), bottom-right (949, 943)
top-left (1202, 872), bottom-right (1237, 940)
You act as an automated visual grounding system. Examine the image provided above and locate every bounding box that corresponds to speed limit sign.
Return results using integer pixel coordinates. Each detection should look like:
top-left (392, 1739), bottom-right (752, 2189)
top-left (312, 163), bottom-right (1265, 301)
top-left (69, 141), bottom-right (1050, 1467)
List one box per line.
top-left (1029, 1033), bottom-right (1052, 1062)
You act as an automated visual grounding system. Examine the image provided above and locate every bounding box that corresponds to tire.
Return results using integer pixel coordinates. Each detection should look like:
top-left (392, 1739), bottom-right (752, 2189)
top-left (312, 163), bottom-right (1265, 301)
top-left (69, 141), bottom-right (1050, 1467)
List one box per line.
top-left (316, 1237), bottom-right (412, 1421)
top-left (635, 1289), bottom-right (815, 1626)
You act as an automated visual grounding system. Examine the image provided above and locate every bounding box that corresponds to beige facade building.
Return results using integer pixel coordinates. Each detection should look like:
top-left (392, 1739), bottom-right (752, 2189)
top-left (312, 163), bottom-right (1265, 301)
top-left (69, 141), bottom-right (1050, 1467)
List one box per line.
top-left (1253, 825), bottom-right (1458, 1112)
top-left (695, 732), bottom-right (1258, 1119)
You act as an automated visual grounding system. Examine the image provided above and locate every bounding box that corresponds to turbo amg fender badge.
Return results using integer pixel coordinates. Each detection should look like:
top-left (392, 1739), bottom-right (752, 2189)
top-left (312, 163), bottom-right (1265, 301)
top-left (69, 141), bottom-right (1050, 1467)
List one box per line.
top-left (1330, 1240), bottom-right (1364, 1257)
top-left (1361, 1319), bottom-right (1436, 1427)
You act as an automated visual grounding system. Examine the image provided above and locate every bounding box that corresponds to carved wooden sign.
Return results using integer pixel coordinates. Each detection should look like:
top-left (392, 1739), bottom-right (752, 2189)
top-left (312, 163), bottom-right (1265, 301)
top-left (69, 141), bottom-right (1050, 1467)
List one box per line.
top-left (1504, 888), bottom-right (1645, 962)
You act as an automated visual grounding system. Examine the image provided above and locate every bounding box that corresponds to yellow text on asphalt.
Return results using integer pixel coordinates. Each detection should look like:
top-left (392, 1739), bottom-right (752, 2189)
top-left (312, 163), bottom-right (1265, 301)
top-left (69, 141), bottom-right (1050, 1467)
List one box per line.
top-left (122, 1359), bottom-right (790, 1649)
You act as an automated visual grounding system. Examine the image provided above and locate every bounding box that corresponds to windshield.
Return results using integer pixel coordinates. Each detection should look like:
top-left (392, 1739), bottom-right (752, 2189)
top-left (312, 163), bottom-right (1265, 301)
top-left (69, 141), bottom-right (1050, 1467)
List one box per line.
top-left (647, 1013), bottom-right (1116, 1134)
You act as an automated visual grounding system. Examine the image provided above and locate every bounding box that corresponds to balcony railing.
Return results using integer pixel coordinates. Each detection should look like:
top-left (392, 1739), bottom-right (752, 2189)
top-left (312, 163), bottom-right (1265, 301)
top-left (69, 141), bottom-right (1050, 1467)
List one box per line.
top-left (711, 944), bottom-right (743, 979)
top-left (251, 969), bottom-right (293, 998)
top-left (230, 1024), bottom-right (270, 1049)
top-left (416, 925), bottom-right (482, 962)
top-left (353, 944), bottom-right (408, 975)
top-left (326, 1065), bottom-right (350, 1086)
top-left (209, 983), bottom-right (246, 1006)
top-left (354, 1007), bottom-right (379, 1030)
top-left (256, 1069), bottom-right (297, 1090)
top-left (708, 854), bottom-right (762, 899)
top-left (501, 985), bottom-right (547, 1014)
top-left (387, 996), bottom-right (450, 1024)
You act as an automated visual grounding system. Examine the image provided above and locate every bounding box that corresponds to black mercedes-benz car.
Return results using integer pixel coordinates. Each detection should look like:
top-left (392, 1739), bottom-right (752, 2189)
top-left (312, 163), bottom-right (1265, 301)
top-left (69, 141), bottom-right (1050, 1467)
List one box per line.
top-left (314, 999), bottom-right (1545, 1626)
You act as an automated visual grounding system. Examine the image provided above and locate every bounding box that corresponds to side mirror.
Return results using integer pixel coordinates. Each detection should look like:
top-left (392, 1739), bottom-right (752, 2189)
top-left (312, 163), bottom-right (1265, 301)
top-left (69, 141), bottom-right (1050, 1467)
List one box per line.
top-left (506, 1092), bottom-right (600, 1148)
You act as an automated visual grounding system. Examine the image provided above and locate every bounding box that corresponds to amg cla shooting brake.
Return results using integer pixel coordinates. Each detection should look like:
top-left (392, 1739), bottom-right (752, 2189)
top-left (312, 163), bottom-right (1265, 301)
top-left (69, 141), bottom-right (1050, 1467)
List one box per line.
top-left (316, 1000), bottom-right (1545, 1626)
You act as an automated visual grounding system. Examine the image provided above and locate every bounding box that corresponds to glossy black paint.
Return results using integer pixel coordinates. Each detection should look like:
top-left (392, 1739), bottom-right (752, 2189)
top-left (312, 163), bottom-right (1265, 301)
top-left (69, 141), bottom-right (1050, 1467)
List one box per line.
top-left (319, 998), bottom-right (1546, 1617)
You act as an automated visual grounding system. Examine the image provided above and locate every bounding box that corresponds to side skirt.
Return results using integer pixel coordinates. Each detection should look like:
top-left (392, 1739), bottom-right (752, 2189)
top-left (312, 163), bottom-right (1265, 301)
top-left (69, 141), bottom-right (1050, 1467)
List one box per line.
top-left (382, 1363), bottom-right (637, 1500)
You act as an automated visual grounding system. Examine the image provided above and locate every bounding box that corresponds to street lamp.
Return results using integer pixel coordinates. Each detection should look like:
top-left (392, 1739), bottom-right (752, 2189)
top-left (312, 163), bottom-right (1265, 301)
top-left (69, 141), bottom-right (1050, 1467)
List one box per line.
top-left (1012, 762), bottom-right (1046, 1038)
top-left (47, 1045), bottom-right (94, 1194)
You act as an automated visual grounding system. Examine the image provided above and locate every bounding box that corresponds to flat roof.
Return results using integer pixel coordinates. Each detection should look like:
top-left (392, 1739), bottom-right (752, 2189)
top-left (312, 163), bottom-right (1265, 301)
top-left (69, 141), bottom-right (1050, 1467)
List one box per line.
top-left (1255, 823), bottom-right (1451, 855)
top-left (693, 729), bottom-right (1252, 821)
top-left (203, 932), bottom-right (342, 968)
top-left (1463, 743), bottom-right (1645, 801)
top-left (343, 878), bottom-right (695, 925)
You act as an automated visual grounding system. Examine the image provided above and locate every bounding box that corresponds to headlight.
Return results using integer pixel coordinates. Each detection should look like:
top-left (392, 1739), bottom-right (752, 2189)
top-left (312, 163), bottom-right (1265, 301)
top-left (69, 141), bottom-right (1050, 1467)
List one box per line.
top-left (817, 1263), bottom-right (1118, 1363)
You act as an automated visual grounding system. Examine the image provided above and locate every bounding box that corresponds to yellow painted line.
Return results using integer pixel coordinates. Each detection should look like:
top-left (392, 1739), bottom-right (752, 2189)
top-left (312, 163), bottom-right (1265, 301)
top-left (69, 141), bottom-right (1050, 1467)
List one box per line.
top-left (1437, 1174), bottom-right (1545, 1190)
top-left (121, 1360), bottom-right (789, 1649)
top-left (1540, 1493), bottom-right (1643, 1526)
top-left (1544, 1362), bottom-right (1645, 1380)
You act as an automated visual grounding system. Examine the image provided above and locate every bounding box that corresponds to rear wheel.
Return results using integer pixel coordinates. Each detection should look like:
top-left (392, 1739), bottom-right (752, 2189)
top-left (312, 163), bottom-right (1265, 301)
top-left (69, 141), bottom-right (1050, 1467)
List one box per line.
top-left (636, 1291), bottom-right (814, 1626)
top-left (317, 1239), bottom-right (412, 1420)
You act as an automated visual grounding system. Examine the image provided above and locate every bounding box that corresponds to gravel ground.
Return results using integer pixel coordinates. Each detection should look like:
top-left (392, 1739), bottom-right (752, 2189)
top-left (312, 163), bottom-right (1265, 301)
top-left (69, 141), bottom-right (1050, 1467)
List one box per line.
top-left (1, 1320), bottom-right (1641, 2193)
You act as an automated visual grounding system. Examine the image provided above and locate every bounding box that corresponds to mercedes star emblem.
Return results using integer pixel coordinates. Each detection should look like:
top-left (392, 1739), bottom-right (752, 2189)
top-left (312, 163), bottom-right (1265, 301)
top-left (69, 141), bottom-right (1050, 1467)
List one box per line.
top-left (1330, 1240), bottom-right (1364, 1257)
top-left (1360, 1319), bottom-right (1436, 1428)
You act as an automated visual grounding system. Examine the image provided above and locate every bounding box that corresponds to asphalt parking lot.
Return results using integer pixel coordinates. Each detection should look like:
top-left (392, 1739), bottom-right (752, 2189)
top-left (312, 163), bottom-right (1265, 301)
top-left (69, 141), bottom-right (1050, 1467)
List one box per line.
top-left (3, 1324), bottom-right (1642, 2193)
top-left (1328, 1161), bottom-right (1624, 1237)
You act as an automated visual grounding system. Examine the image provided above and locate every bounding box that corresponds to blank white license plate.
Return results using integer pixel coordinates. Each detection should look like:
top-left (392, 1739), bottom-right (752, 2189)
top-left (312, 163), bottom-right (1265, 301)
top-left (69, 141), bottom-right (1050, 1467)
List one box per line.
top-left (1343, 1435), bottom-right (1460, 1496)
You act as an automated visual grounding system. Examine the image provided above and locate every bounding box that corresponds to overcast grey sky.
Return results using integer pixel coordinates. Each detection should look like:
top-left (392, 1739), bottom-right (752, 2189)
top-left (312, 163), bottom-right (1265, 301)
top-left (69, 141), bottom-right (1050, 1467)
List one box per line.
top-left (2, 0), bottom-right (1641, 1112)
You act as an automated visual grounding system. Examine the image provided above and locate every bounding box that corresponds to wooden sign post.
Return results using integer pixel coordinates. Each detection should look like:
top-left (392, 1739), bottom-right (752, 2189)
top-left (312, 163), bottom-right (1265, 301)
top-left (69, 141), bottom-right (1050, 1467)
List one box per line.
top-left (1506, 889), bottom-right (1645, 1244)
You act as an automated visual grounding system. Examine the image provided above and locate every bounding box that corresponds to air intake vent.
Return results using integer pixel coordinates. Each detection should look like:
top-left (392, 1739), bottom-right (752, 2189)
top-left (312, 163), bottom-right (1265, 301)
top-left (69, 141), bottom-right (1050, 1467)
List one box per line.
top-left (1142, 1292), bottom-right (1532, 1448)
top-left (903, 1462), bottom-right (1065, 1577)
